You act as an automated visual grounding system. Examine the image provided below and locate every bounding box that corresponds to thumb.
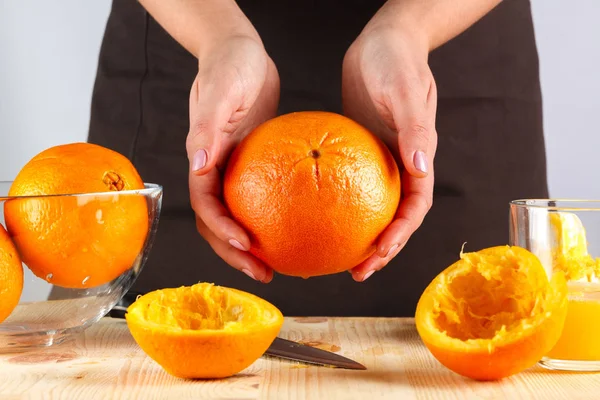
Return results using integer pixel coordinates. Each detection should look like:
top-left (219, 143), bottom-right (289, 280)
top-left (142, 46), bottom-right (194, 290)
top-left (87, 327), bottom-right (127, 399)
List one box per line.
top-left (186, 77), bottom-right (232, 176)
top-left (397, 122), bottom-right (430, 178)
top-left (187, 117), bottom-right (224, 177)
top-left (391, 80), bottom-right (437, 178)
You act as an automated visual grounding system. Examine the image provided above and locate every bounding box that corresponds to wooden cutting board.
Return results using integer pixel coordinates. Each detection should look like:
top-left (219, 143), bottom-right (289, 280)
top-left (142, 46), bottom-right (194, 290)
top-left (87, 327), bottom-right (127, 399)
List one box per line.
top-left (0, 317), bottom-right (599, 399)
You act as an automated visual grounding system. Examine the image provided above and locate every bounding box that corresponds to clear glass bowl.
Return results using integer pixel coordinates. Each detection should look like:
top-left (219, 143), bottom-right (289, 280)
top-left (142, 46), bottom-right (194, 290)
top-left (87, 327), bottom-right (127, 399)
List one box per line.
top-left (0, 182), bottom-right (162, 352)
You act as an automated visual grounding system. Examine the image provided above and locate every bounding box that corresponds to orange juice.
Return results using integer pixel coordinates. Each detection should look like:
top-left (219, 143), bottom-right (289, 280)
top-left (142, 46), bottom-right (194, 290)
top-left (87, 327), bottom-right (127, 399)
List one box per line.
top-left (546, 282), bottom-right (600, 360)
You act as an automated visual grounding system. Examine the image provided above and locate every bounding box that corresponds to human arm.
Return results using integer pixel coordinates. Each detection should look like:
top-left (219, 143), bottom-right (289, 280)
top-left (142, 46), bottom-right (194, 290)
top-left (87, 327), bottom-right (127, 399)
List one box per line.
top-left (343, 0), bottom-right (502, 281)
top-left (138, 0), bottom-right (279, 282)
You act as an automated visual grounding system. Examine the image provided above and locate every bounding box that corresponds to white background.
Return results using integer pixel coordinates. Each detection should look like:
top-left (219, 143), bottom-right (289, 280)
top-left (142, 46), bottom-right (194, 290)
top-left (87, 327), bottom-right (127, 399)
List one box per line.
top-left (0, 1), bottom-right (598, 301)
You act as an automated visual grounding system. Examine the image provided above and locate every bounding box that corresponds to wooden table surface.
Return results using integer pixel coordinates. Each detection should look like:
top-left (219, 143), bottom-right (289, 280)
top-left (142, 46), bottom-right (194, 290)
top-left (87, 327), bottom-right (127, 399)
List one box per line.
top-left (1, 317), bottom-right (599, 399)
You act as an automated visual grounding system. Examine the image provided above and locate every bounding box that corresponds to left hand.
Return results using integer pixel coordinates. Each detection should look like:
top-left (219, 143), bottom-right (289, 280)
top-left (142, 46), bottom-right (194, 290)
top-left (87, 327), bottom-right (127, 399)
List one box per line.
top-left (342, 20), bottom-right (438, 282)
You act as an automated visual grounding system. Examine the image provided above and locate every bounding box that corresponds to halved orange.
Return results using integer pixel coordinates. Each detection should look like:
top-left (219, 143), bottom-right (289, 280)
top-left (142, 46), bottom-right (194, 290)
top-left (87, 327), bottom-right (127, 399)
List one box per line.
top-left (125, 283), bottom-right (284, 379)
top-left (415, 246), bottom-right (568, 381)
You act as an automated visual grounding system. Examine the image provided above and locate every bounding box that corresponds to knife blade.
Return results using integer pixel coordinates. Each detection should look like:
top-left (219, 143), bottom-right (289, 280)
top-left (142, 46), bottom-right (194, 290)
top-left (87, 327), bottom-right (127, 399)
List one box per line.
top-left (108, 291), bottom-right (366, 370)
top-left (266, 336), bottom-right (366, 370)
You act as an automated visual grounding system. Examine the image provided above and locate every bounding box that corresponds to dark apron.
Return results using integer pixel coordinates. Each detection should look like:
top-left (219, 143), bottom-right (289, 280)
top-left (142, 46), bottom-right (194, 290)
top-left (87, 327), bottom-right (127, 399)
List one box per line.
top-left (87, 0), bottom-right (547, 316)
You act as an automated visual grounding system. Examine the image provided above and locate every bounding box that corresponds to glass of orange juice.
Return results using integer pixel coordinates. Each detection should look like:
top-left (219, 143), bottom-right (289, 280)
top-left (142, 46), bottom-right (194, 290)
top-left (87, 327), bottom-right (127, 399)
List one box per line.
top-left (510, 200), bottom-right (600, 371)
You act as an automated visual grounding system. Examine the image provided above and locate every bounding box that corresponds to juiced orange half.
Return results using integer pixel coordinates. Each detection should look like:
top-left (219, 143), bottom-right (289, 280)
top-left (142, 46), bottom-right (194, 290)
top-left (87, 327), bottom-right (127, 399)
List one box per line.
top-left (416, 246), bottom-right (568, 380)
top-left (126, 283), bottom-right (284, 379)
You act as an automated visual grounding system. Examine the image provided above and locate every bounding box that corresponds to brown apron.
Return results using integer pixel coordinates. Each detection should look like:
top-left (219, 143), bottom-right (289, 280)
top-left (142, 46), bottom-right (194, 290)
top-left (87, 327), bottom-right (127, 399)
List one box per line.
top-left (87, 0), bottom-right (547, 316)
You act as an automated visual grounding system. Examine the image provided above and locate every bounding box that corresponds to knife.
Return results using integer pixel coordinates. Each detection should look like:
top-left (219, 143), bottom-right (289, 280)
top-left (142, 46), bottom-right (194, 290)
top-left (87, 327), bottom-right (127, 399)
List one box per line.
top-left (109, 291), bottom-right (366, 371)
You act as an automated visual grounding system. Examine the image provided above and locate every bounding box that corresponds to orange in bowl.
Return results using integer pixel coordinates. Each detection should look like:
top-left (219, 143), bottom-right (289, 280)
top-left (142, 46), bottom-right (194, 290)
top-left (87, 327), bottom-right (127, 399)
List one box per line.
top-left (416, 246), bottom-right (568, 381)
top-left (125, 282), bottom-right (284, 379)
top-left (0, 224), bottom-right (23, 323)
top-left (224, 111), bottom-right (400, 277)
top-left (4, 143), bottom-right (148, 289)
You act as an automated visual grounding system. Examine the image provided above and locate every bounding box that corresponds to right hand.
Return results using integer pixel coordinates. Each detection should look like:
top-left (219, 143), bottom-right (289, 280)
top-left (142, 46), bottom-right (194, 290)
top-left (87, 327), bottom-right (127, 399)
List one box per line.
top-left (187, 36), bottom-right (279, 283)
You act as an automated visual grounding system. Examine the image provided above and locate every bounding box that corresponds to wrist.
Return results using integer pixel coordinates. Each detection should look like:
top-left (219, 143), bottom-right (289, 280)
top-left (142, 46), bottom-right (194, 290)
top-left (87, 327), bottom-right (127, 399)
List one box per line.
top-left (360, 2), bottom-right (431, 56)
top-left (195, 11), bottom-right (262, 60)
top-left (197, 30), bottom-right (264, 62)
top-left (139, 0), bottom-right (262, 60)
top-left (372, 0), bottom-right (502, 51)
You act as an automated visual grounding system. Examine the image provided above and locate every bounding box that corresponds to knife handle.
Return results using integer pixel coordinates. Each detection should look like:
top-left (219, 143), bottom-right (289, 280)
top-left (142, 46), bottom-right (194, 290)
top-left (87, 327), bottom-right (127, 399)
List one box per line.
top-left (107, 291), bottom-right (144, 319)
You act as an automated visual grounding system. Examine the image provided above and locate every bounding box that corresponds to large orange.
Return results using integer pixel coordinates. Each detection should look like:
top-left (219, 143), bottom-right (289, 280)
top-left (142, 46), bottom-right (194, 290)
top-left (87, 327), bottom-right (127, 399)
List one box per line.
top-left (0, 224), bottom-right (23, 323)
top-left (224, 111), bottom-right (400, 277)
top-left (126, 282), bottom-right (284, 379)
top-left (4, 143), bottom-right (148, 289)
top-left (416, 246), bottom-right (568, 381)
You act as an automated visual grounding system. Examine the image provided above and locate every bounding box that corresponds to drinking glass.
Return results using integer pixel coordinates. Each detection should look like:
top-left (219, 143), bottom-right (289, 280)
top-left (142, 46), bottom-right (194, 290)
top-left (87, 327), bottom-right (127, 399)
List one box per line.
top-left (510, 199), bottom-right (600, 371)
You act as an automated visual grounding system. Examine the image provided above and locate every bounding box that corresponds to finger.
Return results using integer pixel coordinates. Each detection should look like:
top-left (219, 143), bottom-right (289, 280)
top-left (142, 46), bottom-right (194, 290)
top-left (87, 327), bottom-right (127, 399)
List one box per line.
top-left (189, 168), bottom-right (251, 250)
top-left (262, 268), bottom-right (274, 284)
top-left (196, 215), bottom-right (272, 283)
top-left (186, 75), bottom-right (233, 176)
top-left (390, 75), bottom-right (438, 179)
top-left (350, 243), bottom-right (403, 282)
top-left (375, 167), bottom-right (435, 258)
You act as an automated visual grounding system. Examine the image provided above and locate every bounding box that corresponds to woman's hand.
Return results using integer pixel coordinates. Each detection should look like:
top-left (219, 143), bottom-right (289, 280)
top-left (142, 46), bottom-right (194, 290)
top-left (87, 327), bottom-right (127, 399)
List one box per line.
top-left (342, 21), bottom-right (438, 282)
top-left (341, 0), bottom-right (501, 282)
top-left (186, 36), bottom-right (280, 283)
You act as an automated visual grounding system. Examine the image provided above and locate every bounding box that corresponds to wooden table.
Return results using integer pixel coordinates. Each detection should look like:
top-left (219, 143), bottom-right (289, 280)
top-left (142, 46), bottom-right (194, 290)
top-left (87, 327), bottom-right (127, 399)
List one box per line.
top-left (0, 317), bottom-right (599, 399)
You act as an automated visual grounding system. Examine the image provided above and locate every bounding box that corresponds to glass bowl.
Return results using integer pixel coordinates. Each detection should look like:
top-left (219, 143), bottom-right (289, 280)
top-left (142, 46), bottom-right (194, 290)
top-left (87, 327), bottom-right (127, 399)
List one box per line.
top-left (0, 182), bottom-right (162, 352)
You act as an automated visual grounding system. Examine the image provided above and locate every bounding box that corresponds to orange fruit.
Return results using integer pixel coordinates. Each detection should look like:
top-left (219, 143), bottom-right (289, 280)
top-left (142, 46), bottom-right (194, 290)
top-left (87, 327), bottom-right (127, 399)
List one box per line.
top-left (125, 282), bottom-right (284, 379)
top-left (415, 246), bottom-right (568, 381)
top-left (0, 224), bottom-right (23, 323)
top-left (4, 143), bottom-right (148, 289)
top-left (224, 111), bottom-right (400, 277)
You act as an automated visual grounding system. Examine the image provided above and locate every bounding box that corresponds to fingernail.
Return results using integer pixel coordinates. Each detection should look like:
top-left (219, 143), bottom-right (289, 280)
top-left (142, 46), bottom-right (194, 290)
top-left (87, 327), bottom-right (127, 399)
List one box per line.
top-left (414, 150), bottom-right (428, 174)
top-left (362, 270), bottom-right (375, 282)
top-left (242, 269), bottom-right (257, 280)
top-left (229, 239), bottom-right (246, 251)
top-left (192, 149), bottom-right (207, 171)
top-left (385, 244), bottom-right (399, 258)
